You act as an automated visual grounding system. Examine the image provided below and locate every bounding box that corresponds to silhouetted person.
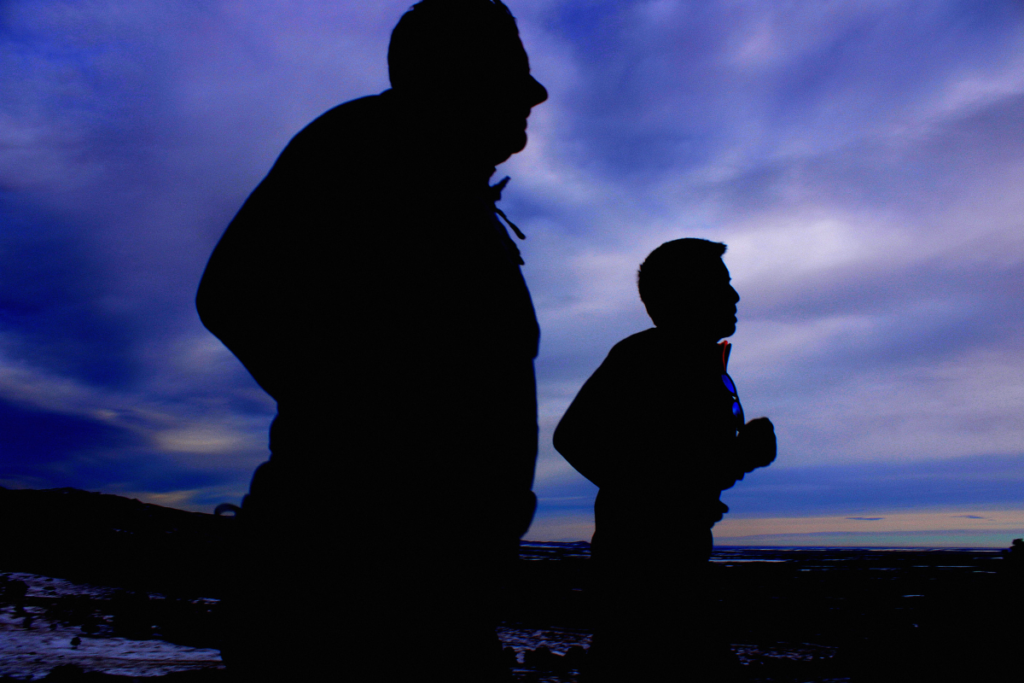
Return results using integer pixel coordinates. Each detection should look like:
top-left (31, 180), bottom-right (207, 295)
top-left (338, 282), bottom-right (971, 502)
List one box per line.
top-left (196, 1), bottom-right (546, 680)
top-left (553, 238), bottom-right (776, 682)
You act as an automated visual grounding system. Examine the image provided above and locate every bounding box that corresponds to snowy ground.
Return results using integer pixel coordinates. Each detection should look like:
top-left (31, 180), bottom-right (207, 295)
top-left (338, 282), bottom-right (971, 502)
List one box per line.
top-left (497, 625), bottom-right (591, 657)
top-left (0, 572), bottom-right (223, 681)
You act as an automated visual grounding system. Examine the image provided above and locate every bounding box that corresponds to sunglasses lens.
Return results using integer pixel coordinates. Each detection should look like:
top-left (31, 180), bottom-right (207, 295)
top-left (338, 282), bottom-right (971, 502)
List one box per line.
top-left (732, 402), bottom-right (741, 417)
top-left (721, 374), bottom-right (736, 394)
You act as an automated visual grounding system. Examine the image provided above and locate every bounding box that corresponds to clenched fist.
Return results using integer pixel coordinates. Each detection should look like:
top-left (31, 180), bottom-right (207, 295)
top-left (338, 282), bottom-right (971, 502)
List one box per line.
top-left (737, 417), bottom-right (776, 472)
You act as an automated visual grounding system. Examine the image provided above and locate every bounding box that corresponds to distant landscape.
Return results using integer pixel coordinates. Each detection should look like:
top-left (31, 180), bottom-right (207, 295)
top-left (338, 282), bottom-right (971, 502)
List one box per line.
top-left (2, 487), bottom-right (1022, 682)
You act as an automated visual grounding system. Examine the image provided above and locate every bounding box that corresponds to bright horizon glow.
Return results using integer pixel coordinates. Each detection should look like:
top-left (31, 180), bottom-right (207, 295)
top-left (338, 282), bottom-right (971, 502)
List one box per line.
top-left (525, 508), bottom-right (1024, 548)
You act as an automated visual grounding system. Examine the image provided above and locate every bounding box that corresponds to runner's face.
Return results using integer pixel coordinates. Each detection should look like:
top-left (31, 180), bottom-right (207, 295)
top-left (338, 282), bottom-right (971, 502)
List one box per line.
top-left (427, 33), bottom-right (547, 165)
top-left (661, 260), bottom-right (740, 342)
top-left (702, 261), bottom-right (740, 341)
top-left (463, 36), bottom-right (548, 164)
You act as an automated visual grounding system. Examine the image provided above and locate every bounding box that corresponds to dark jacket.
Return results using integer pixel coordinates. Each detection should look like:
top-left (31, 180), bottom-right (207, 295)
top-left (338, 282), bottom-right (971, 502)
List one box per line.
top-left (197, 91), bottom-right (539, 536)
top-left (554, 328), bottom-right (745, 550)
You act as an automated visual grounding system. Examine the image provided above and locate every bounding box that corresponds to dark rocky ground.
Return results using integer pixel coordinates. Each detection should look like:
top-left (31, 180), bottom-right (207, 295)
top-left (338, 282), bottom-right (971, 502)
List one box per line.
top-left (504, 543), bottom-right (1024, 682)
top-left (2, 487), bottom-right (1022, 682)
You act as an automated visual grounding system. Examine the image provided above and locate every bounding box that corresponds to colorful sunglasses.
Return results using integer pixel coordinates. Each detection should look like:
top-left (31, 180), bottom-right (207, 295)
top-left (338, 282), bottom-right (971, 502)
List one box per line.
top-left (718, 341), bottom-right (744, 424)
top-left (720, 374), bottom-right (743, 426)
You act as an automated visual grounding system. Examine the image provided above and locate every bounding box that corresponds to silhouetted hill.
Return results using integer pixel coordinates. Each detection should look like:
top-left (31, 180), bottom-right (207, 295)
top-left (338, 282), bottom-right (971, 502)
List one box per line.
top-left (0, 487), bottom-right (234, 597)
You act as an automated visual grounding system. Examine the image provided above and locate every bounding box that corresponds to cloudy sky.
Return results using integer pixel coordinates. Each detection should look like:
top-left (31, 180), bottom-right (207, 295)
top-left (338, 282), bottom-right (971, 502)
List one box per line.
top-left (2, 0), bottom-right (1022, 546)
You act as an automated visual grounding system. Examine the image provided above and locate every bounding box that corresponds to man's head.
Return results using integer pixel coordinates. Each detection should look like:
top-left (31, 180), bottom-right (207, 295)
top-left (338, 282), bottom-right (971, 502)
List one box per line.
top-left (388, 0), bottom-right (548, 166)
top-left (637, 238), bottom-right (739, 342)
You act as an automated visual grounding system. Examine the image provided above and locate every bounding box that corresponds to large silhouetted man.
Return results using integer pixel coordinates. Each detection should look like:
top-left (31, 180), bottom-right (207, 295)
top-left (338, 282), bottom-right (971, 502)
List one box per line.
top-left (197, 1), bottom-right (546, 680)
top-left (554, 239), bottom-right (776, 682)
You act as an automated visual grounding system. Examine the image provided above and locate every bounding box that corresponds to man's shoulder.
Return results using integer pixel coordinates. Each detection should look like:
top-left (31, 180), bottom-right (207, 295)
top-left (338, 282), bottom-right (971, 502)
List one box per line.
top-left (250, 91), bottom-right (400, 193)
top-left (601, 327), bottom-right (707, 386)
top-left (281, 92), bottom-right (394, 160)
top-left (304, 93), bottom-right (391, 135)
top-left (588, 328), bottom-right (666, 381)
top-left (607, 328), bottom-right (664, 359)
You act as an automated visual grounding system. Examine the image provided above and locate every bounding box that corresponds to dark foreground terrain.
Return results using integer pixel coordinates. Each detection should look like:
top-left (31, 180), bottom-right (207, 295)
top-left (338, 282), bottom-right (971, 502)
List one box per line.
top-left (2, 487), bottom-right (1022, 682)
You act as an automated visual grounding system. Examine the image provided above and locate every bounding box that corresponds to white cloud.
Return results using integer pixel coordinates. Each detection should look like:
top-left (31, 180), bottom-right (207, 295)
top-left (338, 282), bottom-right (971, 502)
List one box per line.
top-left (0, 338), bottom-right (269, 473)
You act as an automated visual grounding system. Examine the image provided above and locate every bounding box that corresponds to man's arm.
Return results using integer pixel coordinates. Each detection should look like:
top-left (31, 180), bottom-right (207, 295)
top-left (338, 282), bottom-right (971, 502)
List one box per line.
top-left (196, 179), bottom-right (294, 400)
top-left (737, 417), bottom-right (776, 472)
top-left (553, 347), bottom-right (639, 489)
top-left (195, 123), bottom-right (346, 402)
top-left (553, 337), bottom-right (670, 489)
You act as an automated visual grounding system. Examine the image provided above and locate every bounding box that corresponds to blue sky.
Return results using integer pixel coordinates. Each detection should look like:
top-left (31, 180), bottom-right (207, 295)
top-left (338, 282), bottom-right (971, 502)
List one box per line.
top-left (2, 0), bottom-right (1022, 546)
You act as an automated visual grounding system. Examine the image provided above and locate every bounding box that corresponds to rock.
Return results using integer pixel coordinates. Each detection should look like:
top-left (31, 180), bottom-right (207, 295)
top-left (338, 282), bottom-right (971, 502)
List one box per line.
top-left (44, 663), bottom-right (85, 680)
top-left (564, 645), bottom-right (587, 669)
top-left (523, 645), bottom-right (561, 671)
